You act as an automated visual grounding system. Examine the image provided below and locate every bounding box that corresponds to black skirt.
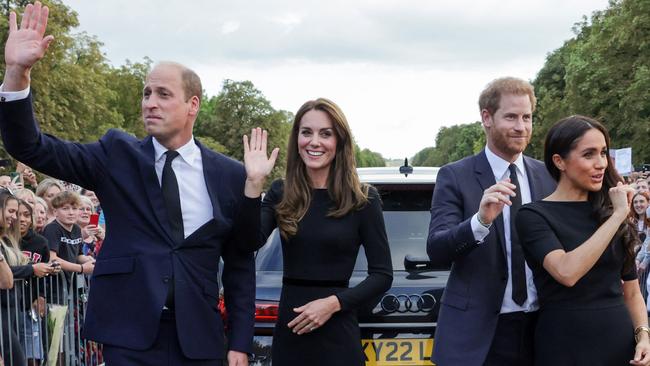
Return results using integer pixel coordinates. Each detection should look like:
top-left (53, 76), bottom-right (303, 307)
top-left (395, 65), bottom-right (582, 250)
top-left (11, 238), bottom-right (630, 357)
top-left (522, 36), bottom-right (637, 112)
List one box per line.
top-left (272, 283), bottom-right (364, 366)
top-left (534, 303), bottom-right (635, 366)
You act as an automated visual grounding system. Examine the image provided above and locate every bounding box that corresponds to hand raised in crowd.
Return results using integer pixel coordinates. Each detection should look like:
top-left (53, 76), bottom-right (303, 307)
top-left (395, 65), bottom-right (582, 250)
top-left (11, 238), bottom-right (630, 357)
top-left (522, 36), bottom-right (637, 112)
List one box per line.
top-left (288, 295), bottom-right (341, 335)
top-left (243, 127), bottom-right (279, 197)
top-left (6, 179), bottom-right (23, 192)
top-left (82, 224), bottom-right (100, 240)
top-left (17, 162), bottom-right (37, 187)
top-left (4, 1), bottom-right (54, 91)
top-left (95, 225), bottom-right (105, 241)
top-left (477, 179), bottom-right (517, 226)
top-left (609, 182), bottom-right (635, 219)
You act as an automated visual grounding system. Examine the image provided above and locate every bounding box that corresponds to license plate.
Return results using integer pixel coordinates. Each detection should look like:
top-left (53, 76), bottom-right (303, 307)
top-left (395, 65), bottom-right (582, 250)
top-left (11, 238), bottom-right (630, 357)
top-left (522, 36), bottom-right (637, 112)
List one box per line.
top-left (362, 338), bottom-right (434, 366)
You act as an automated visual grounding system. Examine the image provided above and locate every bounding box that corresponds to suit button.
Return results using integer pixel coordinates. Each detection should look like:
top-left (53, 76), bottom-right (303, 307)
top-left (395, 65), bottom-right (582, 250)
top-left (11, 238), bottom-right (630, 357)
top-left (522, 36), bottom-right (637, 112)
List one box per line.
top-left (163, 277), bottom-right (170, 283)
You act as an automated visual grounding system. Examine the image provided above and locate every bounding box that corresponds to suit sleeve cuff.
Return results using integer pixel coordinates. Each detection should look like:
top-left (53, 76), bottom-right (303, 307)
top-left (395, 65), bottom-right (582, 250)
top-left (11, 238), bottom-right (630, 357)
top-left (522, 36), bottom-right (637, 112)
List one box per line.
top-left (0, 85), bottom-right (30, 101)
top-left (470, 213), bottom-right (490, 243)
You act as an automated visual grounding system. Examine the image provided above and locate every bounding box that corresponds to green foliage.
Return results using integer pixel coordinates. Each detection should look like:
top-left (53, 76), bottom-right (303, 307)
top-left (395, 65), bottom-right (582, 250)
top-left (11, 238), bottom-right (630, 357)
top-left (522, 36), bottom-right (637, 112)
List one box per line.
top-left (533, 0), bottom-right (650, 164)
top-left (106, 58), bottom-right (152, 138)
top-left (195, 80), bottom-right (293, 181)
top-left (354, 144), bottom-right (385, 167)
top-left (412, 122), bottom-right (485, 166)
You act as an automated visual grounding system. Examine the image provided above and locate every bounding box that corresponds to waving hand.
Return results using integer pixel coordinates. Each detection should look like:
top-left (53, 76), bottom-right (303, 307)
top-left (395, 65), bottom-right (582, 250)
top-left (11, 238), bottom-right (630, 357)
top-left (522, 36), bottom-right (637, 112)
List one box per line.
top-left (4, 1), bottom-right (54, 91)
top-left (243, 127), bottom-right (279, 197)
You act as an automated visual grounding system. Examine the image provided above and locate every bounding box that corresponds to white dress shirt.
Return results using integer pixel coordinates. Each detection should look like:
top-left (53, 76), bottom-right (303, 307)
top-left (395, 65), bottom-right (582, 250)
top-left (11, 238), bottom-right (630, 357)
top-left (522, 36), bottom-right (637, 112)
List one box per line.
top-left (152, 137), bottom-right (213, 239)
top-left (470, 146), bottom-right (539, 314)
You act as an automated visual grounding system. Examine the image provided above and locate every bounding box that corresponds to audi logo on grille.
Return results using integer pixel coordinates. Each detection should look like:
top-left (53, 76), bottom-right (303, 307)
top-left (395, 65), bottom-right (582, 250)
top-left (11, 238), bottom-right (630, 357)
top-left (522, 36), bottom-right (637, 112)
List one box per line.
top-left (380, 293), bottom-right (436, 313)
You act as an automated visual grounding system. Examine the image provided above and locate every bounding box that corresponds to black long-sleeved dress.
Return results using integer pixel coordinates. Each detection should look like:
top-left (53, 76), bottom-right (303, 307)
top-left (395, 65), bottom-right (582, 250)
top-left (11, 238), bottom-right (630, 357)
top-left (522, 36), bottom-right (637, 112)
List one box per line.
top-left (261, 180), bottom-right (393, 365)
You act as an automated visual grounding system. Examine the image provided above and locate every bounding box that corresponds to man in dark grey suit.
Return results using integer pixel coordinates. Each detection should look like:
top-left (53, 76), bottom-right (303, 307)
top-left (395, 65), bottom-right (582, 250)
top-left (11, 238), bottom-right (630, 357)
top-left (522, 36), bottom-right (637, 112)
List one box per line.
top-left (427, 77), bottom-right (556, 365)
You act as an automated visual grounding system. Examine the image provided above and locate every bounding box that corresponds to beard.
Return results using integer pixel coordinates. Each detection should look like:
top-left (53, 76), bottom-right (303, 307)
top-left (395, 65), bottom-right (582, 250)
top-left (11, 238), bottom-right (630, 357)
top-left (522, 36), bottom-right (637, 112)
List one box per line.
top-left (488, 130), bottom-right (530, 158)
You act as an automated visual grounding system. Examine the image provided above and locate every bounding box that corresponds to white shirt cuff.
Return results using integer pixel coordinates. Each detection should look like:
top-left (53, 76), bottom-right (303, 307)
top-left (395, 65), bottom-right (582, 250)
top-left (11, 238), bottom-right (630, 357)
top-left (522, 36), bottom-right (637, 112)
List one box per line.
top-left (471, 213), bottom-right (490, 243)
top-left (0, 85), bottom-right (30, 101)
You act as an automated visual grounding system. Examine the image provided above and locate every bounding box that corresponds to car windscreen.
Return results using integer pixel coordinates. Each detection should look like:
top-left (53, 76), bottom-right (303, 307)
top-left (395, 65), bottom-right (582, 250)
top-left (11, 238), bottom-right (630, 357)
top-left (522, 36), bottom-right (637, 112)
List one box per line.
top-left (255, 183), bottom-right (434, 272)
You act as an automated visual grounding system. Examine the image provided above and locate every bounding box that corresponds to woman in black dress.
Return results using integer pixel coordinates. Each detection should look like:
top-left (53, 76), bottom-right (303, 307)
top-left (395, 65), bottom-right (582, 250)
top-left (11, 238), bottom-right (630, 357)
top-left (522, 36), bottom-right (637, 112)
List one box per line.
top-left (516, 116), bottom-right (650, 365)
top-left (256, 98), bottom-right (393, 365)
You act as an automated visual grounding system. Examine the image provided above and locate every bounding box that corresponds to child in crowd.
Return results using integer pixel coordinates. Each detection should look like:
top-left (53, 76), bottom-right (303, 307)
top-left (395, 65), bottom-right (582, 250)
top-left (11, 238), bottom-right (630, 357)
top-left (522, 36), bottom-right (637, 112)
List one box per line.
top-left (41, 191), bottom-right (95, 275)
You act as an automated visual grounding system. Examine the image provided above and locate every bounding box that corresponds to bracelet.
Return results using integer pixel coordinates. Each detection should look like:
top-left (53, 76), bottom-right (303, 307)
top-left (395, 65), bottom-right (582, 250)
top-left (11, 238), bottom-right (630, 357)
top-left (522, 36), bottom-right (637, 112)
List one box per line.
top-left (635, 325), bottom-right (650, 343)
top-left (477, 215), bottom-right (492, 229)
top-left (79, 264), bottom-right (84, 274)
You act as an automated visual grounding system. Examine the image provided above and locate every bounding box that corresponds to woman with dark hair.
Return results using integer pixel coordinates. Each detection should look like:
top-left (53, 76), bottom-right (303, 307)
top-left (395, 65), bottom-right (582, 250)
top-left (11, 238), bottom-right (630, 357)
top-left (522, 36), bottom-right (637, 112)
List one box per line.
top-left (515, 115), bottom-right (650, 365)
top-left (256, 98), bottom-right (393, 365)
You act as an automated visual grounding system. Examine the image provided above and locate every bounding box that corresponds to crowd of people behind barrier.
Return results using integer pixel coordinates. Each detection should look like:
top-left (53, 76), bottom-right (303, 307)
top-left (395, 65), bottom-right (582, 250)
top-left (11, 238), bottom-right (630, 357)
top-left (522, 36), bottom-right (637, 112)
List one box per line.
top-left (630, 175), bottom-right (650, 314)
top-left (0, 167), bottom-right (104, 365)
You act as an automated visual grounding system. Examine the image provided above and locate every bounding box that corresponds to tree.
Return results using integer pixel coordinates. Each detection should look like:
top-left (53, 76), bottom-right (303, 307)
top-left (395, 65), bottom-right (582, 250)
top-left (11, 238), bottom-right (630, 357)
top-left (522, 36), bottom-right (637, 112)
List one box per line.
top-left (533, 0), bottom-right (650, 165)
top-left (412, 122), bottom-right (485, 166)
top-left (355, 145), bottom-right (385, 167)
top-left (195, 80), bottom-right (292, 181)
top-left (106, 58), bottom-right (152, 138)
top-left (0, 1), bottom-right (127, 143)
top-left (0, 1), bottom-right (386, 179)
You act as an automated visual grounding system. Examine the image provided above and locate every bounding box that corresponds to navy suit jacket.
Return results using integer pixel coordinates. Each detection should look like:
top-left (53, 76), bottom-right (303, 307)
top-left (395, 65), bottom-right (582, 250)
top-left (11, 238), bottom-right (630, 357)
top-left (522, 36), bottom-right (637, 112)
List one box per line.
top-left (0, 95), bottom-right (259, 360)
top-left (426, 150), bottom-right (555, 366)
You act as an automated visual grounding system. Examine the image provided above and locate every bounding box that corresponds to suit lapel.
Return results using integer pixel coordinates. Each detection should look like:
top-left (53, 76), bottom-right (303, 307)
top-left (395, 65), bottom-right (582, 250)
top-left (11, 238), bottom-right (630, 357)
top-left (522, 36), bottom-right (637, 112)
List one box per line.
top-left (138, 137), bottom-right (175, 246)
top-left (196, 139), bottom-right (223, 221)
top-left (474, 150), bottom-right (507, 261)
top-left (523, 156), bottom-right (545, 201)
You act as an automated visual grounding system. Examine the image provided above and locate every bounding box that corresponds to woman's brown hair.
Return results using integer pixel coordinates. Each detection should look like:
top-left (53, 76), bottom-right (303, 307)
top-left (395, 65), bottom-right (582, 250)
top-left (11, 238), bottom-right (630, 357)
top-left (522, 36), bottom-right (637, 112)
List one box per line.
top-left (629, 191), bottom-right (650, 235)
top-left (276, 98), bottom-right (369, 239)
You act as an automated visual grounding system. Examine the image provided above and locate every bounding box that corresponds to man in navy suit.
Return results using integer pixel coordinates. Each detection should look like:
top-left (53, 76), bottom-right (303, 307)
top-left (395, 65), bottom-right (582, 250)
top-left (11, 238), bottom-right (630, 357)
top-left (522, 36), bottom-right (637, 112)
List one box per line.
top-left (0, 3), bottom-right (278, 365)
top-left (427, 77), bottom-right (556, 365)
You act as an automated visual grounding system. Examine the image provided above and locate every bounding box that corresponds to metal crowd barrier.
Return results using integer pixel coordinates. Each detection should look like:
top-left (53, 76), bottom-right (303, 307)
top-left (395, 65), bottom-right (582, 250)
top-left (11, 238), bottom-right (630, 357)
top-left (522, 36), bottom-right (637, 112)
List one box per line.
top-left (0, 272), bottom-right (103, 366)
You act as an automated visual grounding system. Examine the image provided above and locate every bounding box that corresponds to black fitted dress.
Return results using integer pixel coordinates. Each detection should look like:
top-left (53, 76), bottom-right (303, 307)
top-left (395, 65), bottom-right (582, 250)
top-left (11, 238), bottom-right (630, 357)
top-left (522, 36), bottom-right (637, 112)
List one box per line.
top-left (261, 180), bottom-right (393, 366)
top-left (516, 201), bottom-right (636, 366)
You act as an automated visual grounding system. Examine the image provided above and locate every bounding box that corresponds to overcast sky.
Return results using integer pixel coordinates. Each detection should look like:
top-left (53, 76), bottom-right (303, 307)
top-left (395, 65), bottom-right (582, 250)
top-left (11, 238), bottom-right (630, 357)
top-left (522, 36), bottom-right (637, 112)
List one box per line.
top-left (61, 0), bottom-right (610, 159)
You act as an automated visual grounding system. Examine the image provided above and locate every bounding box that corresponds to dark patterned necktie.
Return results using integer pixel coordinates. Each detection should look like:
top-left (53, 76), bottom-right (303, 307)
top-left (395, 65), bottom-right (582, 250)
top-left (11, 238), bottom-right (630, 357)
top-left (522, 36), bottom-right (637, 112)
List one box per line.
top-left (509, 163), bottom-right (527, 305)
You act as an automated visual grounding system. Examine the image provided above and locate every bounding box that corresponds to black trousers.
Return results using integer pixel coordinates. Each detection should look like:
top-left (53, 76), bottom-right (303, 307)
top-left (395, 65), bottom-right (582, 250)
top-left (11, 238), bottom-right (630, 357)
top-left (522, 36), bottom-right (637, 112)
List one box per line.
top-left (103, 310), bottom-right (221, 366)
top-left (484, 311), bottom-right (537, 366)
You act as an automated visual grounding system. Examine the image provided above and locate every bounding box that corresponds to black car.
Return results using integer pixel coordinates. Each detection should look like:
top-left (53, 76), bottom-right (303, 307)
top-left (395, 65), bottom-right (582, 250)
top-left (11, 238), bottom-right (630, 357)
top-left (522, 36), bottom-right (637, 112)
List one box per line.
top-left (249, 166), bottom-right (448, 366)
